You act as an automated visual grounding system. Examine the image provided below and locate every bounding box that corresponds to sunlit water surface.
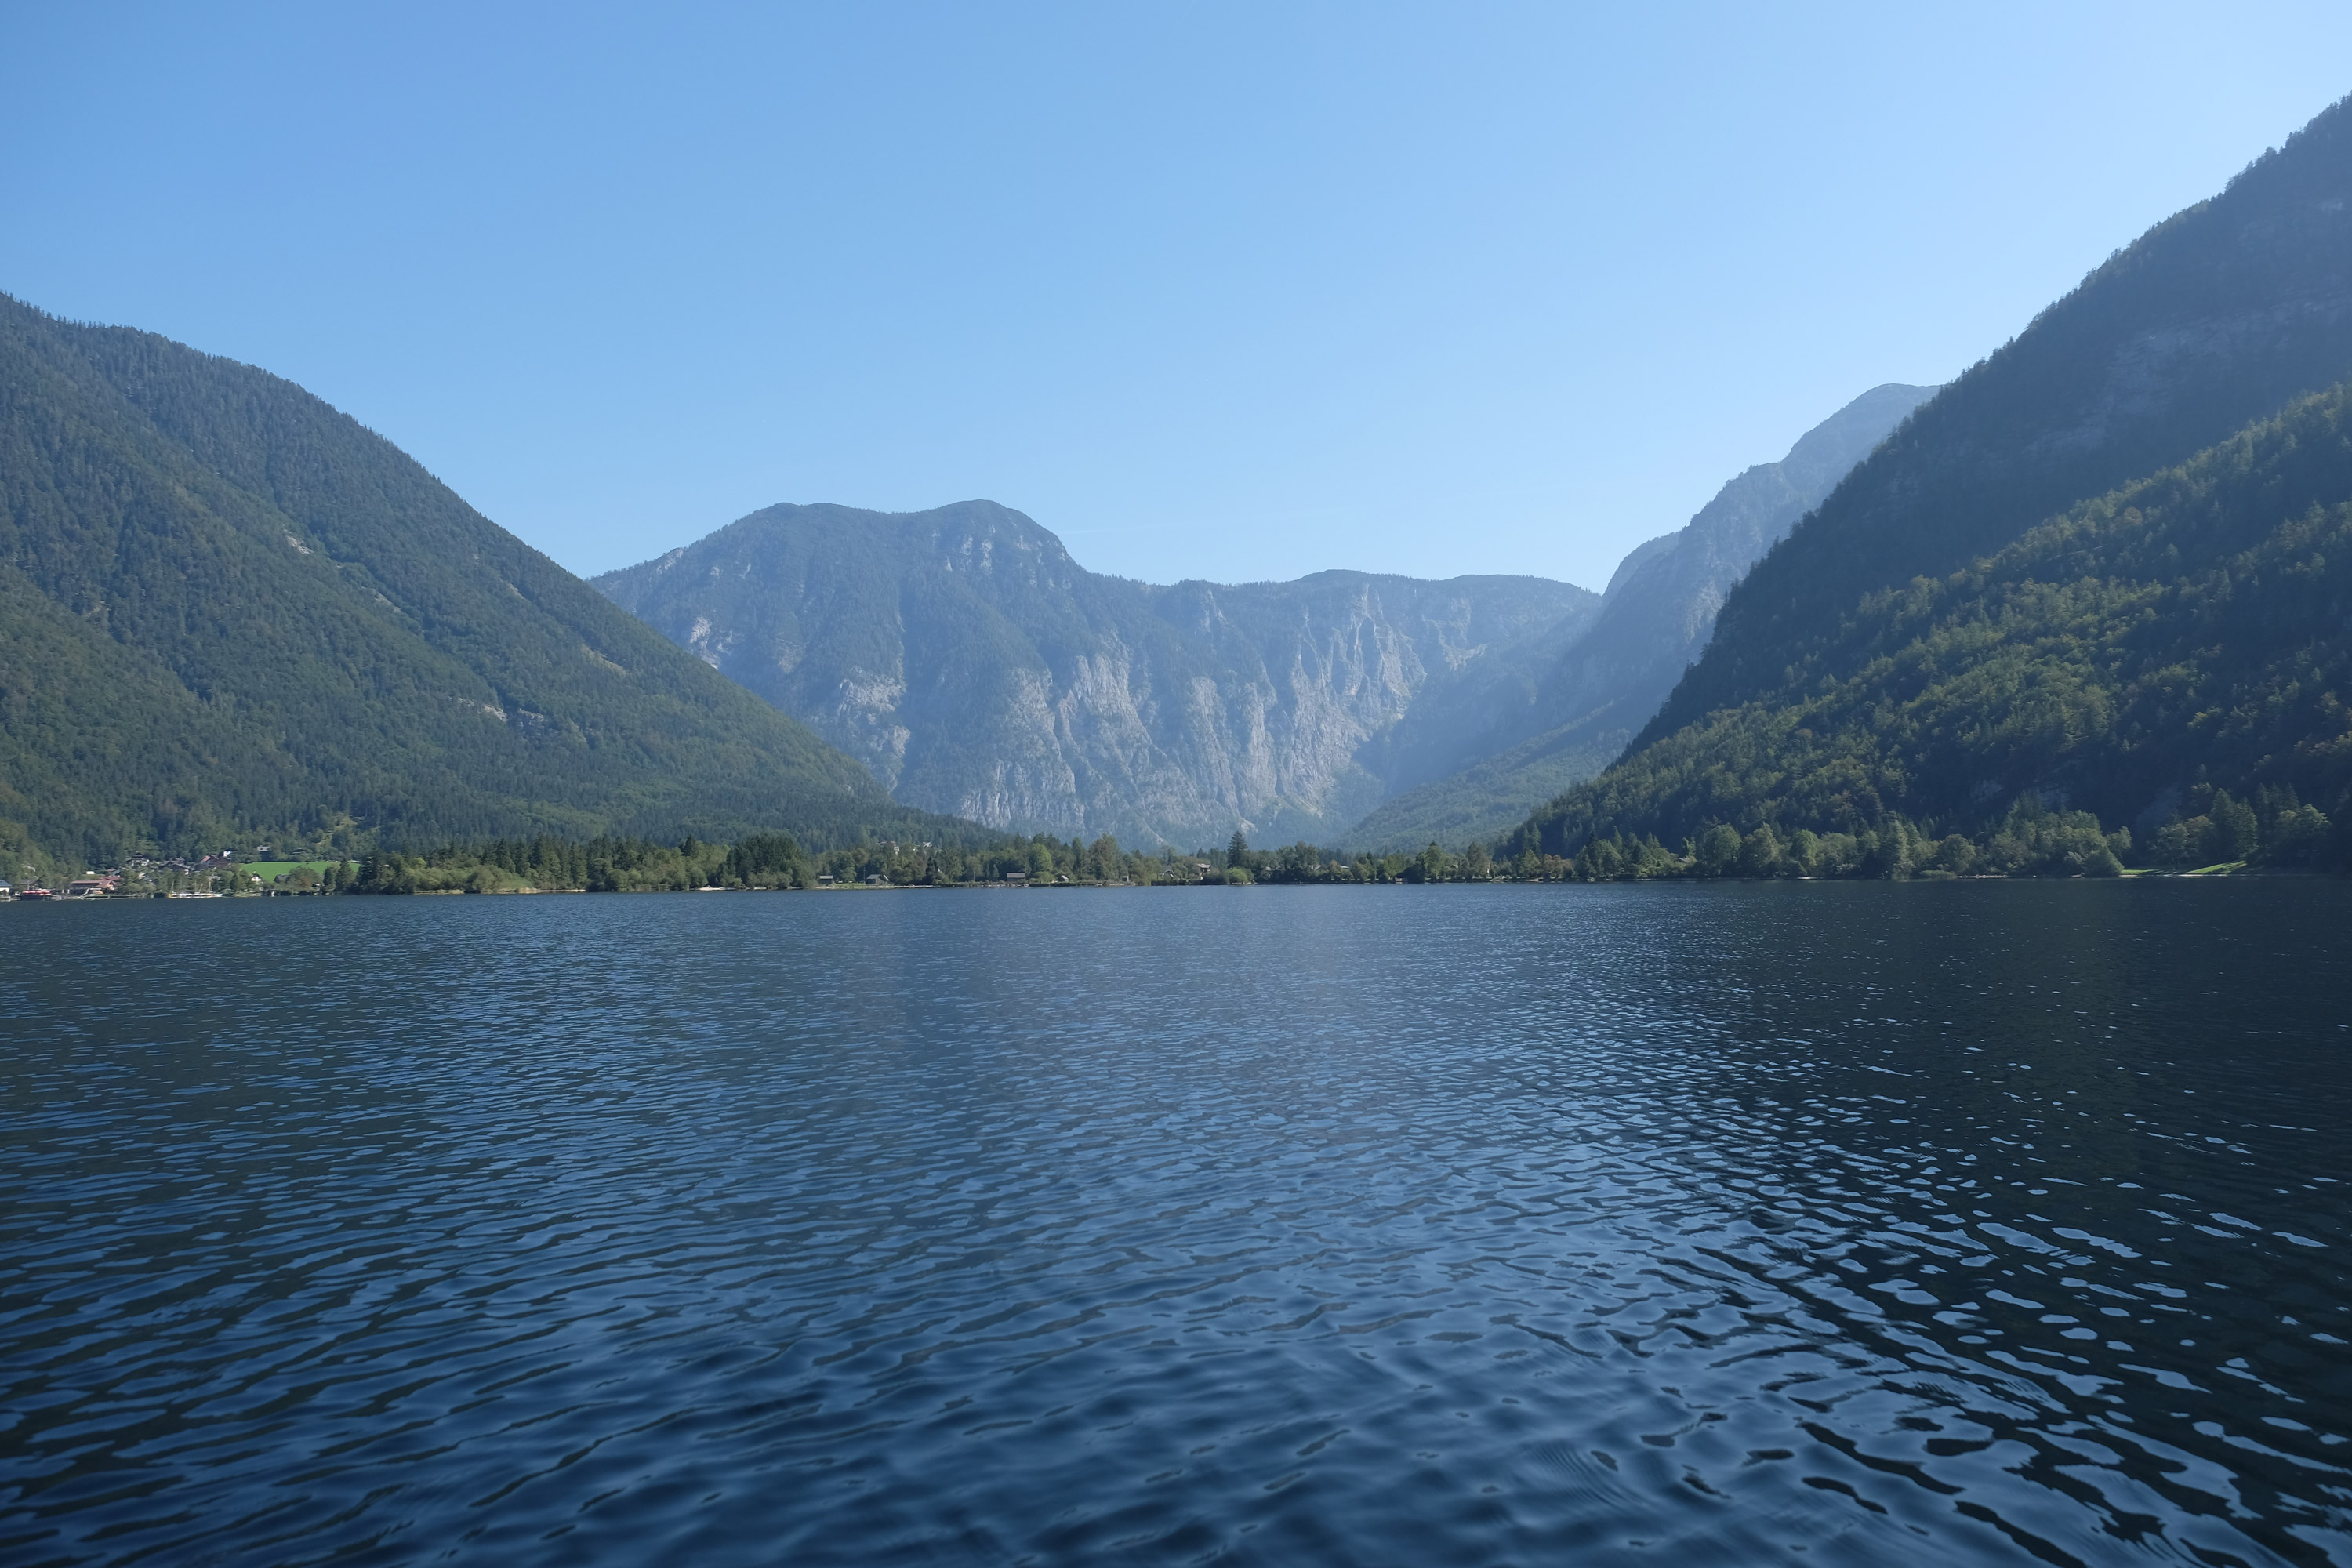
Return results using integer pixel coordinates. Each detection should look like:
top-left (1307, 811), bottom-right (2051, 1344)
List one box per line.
top-left (2, 883), bottom-right (2348, 1566)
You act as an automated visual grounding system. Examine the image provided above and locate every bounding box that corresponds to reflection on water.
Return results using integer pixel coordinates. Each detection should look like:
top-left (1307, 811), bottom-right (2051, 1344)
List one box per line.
top-left (0, 883), bottom-right (2346, 1566)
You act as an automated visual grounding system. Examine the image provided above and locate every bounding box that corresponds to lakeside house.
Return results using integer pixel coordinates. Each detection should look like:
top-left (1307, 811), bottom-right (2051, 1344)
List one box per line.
top-left (64, 874), bottom-right (121, 898)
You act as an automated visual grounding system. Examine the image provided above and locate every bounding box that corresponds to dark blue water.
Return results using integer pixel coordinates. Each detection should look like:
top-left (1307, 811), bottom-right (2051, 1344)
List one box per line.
top-left (2, 883), bottom-right (2348, 1566)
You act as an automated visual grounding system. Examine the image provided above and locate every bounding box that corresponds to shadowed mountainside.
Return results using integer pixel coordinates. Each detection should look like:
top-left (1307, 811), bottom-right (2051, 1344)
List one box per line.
top-left (1518, 95), bottom-right (2352, 859)
top-left (0, 293), bottom-right (960, 866)
top-left (1518, 382), bottom-right (2352, 866)
top-left (1350, 383), bottom-right (1937, 849)
top-left (1637, 96), bottom-right (2352, 761)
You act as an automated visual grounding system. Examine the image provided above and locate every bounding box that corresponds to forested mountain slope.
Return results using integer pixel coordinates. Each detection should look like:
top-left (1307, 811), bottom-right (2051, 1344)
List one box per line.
top-left (1634, 95), bottom-right (2352, 757)
top-left (0, 294), bottom-right (949, 866)
top-left (596, 503), bottom-right (1597, 847)
top-left (1509, 94), bottom-right (2352, 865)
top-left (1515, 383), bottom-right (2352, 866)
top-left (1349, 383), bottom-right (1936, 849)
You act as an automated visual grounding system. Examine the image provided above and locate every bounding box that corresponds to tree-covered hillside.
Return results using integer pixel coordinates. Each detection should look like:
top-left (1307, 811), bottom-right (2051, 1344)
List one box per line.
top-left (0, 293), bottom-right (965, 866)
top-left (1633, 94), bottom-right (2352, 760)
top-left (1515, 383), bottom-right (2352, 867)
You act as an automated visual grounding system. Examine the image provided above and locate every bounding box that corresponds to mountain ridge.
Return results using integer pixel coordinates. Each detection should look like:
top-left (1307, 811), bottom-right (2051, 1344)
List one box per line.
top-left (0, 292), bottom-right (965, 866)
top-left (1347, 382), bottom-right (1938, 849)
top-left (1517, 93), bottom-right (2352, 862)
top-left (596, 503), bottom-right (1599, 848)
top-left (1632, 95), bottom-right (2352, 760)
top-left (1515, 379), bottom-right (2352, 866)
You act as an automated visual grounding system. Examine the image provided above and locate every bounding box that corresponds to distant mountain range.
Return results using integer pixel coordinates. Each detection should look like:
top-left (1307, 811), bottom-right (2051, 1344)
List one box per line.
top-left (596, 510), bottom-right (1598, 848)
top-left (1518, 93), bottom-right (2352, 865)
top-left (0, 293), bottom-right (962, 866)
top-left (599, 388), bottom-right (1931, 851)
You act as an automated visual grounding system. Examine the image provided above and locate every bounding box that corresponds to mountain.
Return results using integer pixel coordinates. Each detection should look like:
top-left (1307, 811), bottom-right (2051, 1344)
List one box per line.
top-left (0, 293), bottom-right (956, 868)
top-left (1519, 95), bottom-right (2352, 858)
top-left (593, 503), bottom-right (1598, 848)
top-left (1348, 383), bottom-right (1937, 849)
top-left (1516, 382), bottom-right (2352, 866)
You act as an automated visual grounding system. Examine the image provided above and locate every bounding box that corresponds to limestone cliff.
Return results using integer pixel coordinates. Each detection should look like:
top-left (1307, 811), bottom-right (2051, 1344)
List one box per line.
top-left (595, 503), bottom-right (1598, 847)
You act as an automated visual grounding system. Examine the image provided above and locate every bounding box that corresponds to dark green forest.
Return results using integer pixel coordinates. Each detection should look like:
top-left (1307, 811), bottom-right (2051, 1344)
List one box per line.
top-left (1515, 383), bottom-right (2352, 873)
top-left (177, 827), bottom-right (1553, 895)
top-left (158, 805), bottom-right (2238, 897)
top-left (0, 293), bottom-right (972, 868)
top-left (1638, 96), bottom-right (2352, 758)
top-left (1497, 96), bottom-right (2352, 880)
top-left (310, 829), bottom-right (1467, 893)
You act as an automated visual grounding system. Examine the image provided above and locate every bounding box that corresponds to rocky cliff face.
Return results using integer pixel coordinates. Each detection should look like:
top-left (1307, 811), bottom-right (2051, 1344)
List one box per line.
top-left (597, 386), bottom-right (1937, 852)
top-left (594, 503), bottom-right (1597, 847)
top-left (1348, 383), bottom-right (1940, 850)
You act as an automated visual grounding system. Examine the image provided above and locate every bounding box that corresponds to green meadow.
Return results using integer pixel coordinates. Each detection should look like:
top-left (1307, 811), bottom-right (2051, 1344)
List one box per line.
top-left (238, 862), bottom-right (339, 883)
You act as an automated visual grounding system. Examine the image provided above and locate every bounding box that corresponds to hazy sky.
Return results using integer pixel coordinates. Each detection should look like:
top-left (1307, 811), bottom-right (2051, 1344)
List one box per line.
top-left (6, 4), bottom-right (2348, 590)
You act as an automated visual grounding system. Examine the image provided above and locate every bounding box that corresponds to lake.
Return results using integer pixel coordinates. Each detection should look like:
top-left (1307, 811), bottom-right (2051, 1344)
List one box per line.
top-left (2, 883), bottom-right (2347, 1566)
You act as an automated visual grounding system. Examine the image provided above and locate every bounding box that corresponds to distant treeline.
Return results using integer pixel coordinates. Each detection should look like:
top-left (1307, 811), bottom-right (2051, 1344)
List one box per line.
top-left (1512, 788), bottom-right (2338, 882)
top-left (328, 830), bottom-right (1196, 892)
top-left (249, 786), bottom-right (2338, 897)
top-left (321, 830), bottom-right (1507, 892)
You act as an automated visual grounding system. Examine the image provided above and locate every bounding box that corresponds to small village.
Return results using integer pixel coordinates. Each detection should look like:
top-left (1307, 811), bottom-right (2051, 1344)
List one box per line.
top-left (0, 850), bottom-right (331, 900)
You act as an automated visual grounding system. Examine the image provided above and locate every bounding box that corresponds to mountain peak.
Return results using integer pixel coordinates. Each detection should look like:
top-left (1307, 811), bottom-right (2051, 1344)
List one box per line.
top-left (0, 294), bottom-right (956, 860)
top-left (594, 503), bottom-right (1597, 845)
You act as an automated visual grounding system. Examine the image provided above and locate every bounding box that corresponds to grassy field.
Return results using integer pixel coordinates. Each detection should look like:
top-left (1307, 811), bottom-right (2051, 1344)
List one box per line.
top-left (237, 861), bottom-right (339, 882)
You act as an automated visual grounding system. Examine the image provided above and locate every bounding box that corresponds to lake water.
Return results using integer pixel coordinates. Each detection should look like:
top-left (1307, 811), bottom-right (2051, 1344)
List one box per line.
top-left (2, 883), bottom-right (2347, 1566)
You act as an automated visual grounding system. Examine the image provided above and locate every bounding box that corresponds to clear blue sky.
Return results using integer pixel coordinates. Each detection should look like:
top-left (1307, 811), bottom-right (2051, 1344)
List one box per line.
top-left (5, 4), bottom-right (2348, 592)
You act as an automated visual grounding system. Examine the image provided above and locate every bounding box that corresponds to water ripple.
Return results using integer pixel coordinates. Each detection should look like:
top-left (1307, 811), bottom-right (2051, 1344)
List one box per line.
top-left (2, 881), bottom-right (2348, 1565)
